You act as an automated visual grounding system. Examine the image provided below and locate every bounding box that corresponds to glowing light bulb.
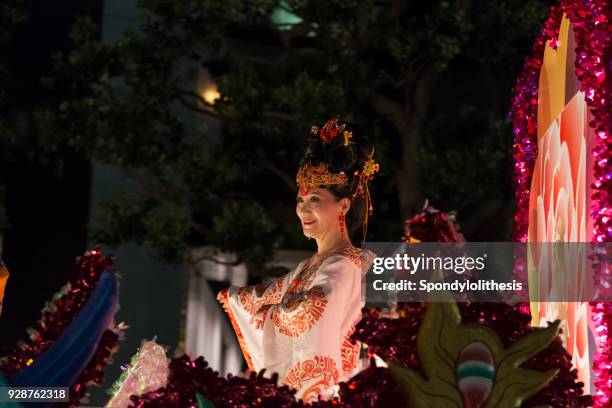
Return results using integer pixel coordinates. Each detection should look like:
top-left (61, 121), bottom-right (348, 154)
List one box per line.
top-left (202, 85), bottom-right (221, 105)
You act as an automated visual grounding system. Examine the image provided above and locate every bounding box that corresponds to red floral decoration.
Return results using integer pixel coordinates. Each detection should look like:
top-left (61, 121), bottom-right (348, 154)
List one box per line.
top-left (318, 117), bottom-right (342, 144)
top-left (0, 248), bottom-right (122, 406)
top-left (510, 1), bottom-right (612, 404)
top-left (402, 204), bottom-right (464, 243)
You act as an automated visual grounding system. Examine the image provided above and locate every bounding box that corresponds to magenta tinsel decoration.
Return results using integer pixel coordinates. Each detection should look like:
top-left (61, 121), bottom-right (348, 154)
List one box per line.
top-left (591, 301), bottom-right (612, 406)
top-left (0, 248), bottom-right (121, 406)
top-left (510, 0), bottom-right (612, 404)
top-left (560, 0), bottom-right (612, 402)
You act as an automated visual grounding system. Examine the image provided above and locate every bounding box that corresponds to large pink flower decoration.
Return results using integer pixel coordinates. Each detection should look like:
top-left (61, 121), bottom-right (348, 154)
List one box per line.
top-left (528, 91), bottom-right (595, 392)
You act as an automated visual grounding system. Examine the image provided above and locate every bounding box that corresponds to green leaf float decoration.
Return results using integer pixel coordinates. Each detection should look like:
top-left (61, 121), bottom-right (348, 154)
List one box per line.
top-left (196, 392), bottom-right (215, 408)
top-left (387, 299), bottom-right (560, 408)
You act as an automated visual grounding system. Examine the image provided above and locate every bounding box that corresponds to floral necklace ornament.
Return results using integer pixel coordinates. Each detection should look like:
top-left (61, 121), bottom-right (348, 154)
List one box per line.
top-left (387, 297), bottom-right (561, 408)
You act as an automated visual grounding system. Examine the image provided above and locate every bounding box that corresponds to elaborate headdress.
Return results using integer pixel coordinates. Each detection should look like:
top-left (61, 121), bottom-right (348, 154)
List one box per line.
top-left (296, 116), bottom-right (380, 240)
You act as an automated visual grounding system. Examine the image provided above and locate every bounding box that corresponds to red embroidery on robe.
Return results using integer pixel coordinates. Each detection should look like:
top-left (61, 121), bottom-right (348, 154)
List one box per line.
top-left (217, 288), bottom-right (255, 370)
top-left (270, 247), bottom-right (369, 338)
top-left (271, 286), bottom-right (328, 337)
top-left (341, 320), bottom-right (361, 376)
top-left (237, 277), bottom-right (283, 316)
top-left (283, 356), bottom-right (339, 403)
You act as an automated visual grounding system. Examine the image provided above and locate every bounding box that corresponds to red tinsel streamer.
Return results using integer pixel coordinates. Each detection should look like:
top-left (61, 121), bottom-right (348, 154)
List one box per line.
top-left (129, 356), bottom-right (304, 408)
top-left (129, 351), bottom-right (405, 407)
top-left (510, 1), bottom-right (612, 404)
top-left (0, 248), bottom-right (122, 406)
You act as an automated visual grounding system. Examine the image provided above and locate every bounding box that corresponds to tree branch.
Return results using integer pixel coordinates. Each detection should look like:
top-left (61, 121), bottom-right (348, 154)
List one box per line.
top-left (357, 0), bottom-right (375, 38)
top-left (262, 111), bottom-right (299, 122)
top-left (191, 221), bottom-right (210, 236)
top-left (356, 0), bottom-right (410, 51)
top-left (175, 95), bottom-right (217, 116)
top-left (369, 93), bottom-right (409, 134)
top-left (404, 70), bottom-right (439, 121)
top-left (174, 88), bottom-right (208, 105)
top-left (170, 87), bottom-right (218, 115)
top-left (229, 49), bottom-right (290, 65)
top-left (124, 169), bottom-right (185, 205)
top-left (226, 34), bottom-right (291, 64)
top-left (262, 160), bottom-right (295, 191)
top-left (278, 22), bottom-right (315, 49)
top-left (395, 55), bottom-right (426, 88)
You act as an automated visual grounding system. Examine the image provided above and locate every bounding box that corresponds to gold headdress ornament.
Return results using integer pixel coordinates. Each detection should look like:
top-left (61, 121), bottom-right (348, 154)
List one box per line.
top-left (296, 163), bottom-right (348, 196)
top-left (352, 148), bottom-right (379, 240)
top-left (297, 117), bottom-right (380, 241)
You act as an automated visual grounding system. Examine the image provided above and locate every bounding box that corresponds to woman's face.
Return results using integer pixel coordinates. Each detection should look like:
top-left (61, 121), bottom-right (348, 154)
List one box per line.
top-left (296, 188), bottom-right (349, 240)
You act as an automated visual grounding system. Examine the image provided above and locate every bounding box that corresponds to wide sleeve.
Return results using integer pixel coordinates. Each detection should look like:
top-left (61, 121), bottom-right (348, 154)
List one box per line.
top-left (216, 266), bottom-right (297, 371)
top-left (260, 255), bottom-right (363, 402)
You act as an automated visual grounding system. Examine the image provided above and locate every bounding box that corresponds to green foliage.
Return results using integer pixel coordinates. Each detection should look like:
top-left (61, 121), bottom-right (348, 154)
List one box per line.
top-left (0, 0), bottom-right (27, 61)
top-left (89, 194), bottom-right (191, 263)
top-left (419, 108), bottom-right (514, 212)
top-left (25, 0), bottom-right (548, 267)
top-left (384, 1), bottom-right (472, 70)
top-left (211, 202), bottom-right (283, 267)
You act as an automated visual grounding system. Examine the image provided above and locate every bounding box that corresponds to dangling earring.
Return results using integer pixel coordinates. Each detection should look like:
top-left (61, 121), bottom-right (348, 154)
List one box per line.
top-left (339, 213), bottom-right (345, 235)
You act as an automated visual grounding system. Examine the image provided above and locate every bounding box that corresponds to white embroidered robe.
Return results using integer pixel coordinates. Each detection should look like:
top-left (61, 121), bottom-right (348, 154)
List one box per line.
top-left (217, 247), bottom-right (371, 402)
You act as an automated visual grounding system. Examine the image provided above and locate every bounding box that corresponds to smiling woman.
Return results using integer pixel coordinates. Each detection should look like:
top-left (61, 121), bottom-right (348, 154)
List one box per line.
top-left (217, 117), bottom-right (378, 402)
top-left (296, 188), bottom-right (350, 246)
